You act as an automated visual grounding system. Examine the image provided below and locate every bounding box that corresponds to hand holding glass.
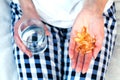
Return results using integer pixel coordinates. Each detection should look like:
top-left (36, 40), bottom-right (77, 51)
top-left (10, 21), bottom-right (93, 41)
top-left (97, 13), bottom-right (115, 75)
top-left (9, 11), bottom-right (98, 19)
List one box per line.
top-left (18, 19), bottom-right (47, 54)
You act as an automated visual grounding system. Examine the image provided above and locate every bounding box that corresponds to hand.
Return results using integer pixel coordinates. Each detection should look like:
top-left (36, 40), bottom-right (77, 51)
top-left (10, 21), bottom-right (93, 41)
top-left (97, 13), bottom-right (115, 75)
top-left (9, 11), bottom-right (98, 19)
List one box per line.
top-left (69, 8), bottom-right (104, 73)
top-left (14, 13), bottom-right (50, 57)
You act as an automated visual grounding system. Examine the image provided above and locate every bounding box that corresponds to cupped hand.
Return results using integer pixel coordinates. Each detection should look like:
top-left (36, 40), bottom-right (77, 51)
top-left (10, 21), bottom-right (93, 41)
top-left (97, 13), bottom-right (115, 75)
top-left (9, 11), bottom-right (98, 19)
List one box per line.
top-left (14, 14), bottom-right (50, 57)
top-left (69, 8), bottom-right (104, 73)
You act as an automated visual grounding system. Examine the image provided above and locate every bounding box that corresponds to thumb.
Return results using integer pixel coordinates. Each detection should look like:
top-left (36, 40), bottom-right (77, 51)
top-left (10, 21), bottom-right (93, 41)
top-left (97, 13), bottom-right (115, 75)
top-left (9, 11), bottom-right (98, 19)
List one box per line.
top-left (14, 18), bottom-right (32, 57)
top-left (93, 38), bottom-right (103, 59)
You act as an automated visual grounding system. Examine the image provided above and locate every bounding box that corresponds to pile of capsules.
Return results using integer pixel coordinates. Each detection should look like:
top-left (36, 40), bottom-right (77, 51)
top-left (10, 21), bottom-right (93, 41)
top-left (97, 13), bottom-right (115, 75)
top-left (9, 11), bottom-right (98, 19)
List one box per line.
top-left (74, 26), bottom-right (96, 54)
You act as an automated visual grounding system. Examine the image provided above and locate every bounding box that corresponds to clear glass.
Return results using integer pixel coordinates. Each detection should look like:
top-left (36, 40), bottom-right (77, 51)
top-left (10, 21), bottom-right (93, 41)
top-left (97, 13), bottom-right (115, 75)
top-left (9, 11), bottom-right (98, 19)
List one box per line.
top-left (18, 19), bottom-right (47, 54)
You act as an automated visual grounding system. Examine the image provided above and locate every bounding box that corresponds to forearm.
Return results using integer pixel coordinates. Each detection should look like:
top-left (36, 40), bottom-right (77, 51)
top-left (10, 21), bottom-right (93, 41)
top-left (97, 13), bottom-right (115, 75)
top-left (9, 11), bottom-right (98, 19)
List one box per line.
top-left (19, 0), bottom-right (37, 15)
top-left (83, 0), bottom-right (108, 15)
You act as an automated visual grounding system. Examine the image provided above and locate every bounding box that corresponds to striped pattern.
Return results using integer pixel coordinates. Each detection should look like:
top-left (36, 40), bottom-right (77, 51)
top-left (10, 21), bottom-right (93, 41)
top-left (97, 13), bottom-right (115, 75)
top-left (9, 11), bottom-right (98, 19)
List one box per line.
top-left (105, 0), bottom-right (120, 80)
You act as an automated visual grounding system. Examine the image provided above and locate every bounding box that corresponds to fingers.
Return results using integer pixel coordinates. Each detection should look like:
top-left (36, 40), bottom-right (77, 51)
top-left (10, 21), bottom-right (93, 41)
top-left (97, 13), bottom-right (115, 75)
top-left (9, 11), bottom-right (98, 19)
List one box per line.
top-left (14, 18), bottom-right (32, 57)
top-left (71, 52), bottom-right (92, 73)
top-left (93, 38), bottom-right (103, 59)
top-left (71, 52), bottom-right (78, 69)
top-left (71, 43), bottom-right (79, 69)
top-left (93, 30), bottom-right (104, 58)
top-left (82, 53), bottom-right (92, 74)
top-left (69, 34), bottom-right (78, 69)
top-left (44, 25), bottom-right (51, 36)
top-left (69, 37), bottom-right (76, 59)
top-left (14, 34), bottom-right (32, 57)
top-left (73, 52), bottom-right (92, 73)
top-left (75, 53), bottom-right (84, 72)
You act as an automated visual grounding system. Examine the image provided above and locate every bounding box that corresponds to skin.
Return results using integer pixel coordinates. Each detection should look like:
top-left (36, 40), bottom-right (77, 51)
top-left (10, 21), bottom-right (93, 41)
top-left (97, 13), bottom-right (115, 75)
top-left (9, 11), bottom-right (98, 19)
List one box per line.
top-left (14, 0), bottom-right (108, 73)
top-left (69, 0), bottom-right (107, 73)
top-left (14, 0), bottom-right (50, 57)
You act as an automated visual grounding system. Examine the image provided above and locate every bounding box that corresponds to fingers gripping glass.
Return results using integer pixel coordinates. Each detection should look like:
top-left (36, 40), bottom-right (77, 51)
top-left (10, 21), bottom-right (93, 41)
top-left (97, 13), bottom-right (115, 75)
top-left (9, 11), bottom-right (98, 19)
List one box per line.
top-left (18, 19), bottom-right (47, 54)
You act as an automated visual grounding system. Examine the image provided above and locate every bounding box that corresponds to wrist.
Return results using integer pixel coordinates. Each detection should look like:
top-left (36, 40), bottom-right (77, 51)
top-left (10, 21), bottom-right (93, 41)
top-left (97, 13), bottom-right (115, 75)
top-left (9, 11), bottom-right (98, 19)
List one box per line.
top-left (83, 0), bottom-right (108, 15)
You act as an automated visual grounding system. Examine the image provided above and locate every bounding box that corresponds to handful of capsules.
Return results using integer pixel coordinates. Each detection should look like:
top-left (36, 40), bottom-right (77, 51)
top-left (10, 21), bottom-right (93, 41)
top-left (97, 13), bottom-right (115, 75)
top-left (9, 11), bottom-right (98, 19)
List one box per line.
top-left (74, 26), bottom-right (96, 54)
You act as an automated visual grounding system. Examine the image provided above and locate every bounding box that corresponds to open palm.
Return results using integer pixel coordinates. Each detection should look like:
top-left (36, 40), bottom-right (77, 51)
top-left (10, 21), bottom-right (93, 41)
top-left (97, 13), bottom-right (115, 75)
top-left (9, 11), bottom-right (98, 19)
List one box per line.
top-left (69, 9), bottom-right (104, 73)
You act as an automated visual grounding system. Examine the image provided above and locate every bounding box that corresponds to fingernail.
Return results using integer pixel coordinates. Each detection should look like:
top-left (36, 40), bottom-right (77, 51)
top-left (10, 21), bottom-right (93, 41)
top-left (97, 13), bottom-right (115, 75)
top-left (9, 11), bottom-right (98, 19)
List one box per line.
top-left (93, 52), bottom-right (98, 59)
top-left (82, 70), bottom-right (86, 74)
top-left (70, 55), bottom-right (73, 59)
top-left (72, 65), bottom-right (75, 69)
top-left (29, 54), bottom-right (32, 58)
top-left (76, 68), bottom-right (81, 73)
top-left (27, 52), bottom-right (32, 58)
top-left (71, 63), bottom-right (76, 69)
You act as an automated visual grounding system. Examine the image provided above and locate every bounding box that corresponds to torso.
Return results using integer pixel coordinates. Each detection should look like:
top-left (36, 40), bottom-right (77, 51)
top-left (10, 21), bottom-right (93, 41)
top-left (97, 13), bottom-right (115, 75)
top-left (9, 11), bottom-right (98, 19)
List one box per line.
top-left (12, 0), bottom-right (113, 28)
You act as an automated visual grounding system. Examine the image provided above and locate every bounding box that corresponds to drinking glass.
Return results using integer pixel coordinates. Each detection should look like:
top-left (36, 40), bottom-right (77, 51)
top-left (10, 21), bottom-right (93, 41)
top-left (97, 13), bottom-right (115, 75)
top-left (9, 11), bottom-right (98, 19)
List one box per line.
top-left (18, 19), bottom-right (47, 54)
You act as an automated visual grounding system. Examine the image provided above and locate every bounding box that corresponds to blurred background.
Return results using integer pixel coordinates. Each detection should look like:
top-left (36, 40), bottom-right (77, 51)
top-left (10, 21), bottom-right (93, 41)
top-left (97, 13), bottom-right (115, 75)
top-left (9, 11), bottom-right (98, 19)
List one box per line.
top-left (0, 0), bottom-right (120, 80)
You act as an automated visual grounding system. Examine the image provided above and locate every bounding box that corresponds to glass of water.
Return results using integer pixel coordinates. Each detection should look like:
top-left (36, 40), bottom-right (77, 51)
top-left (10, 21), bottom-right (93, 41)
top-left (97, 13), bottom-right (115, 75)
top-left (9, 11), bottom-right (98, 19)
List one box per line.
top-left (18, 19), bottom-right (47, 54)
